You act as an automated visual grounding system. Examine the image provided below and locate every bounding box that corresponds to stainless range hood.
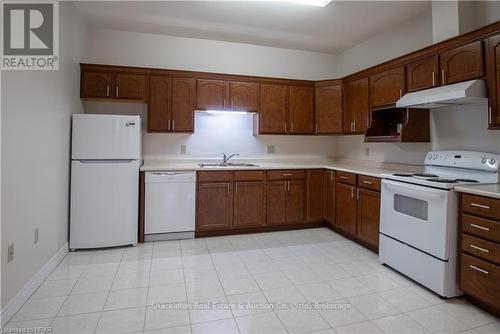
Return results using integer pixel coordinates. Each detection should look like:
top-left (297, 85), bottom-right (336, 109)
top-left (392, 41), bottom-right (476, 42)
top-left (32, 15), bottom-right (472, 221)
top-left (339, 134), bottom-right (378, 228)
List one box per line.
top-left (396, 79), bottom-right (487, 109)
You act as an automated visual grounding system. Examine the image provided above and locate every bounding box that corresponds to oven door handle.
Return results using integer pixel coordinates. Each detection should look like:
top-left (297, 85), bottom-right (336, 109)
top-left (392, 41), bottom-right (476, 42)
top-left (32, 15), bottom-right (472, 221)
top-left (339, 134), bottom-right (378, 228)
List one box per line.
top-left (382, 179), bottom-right (446, 200)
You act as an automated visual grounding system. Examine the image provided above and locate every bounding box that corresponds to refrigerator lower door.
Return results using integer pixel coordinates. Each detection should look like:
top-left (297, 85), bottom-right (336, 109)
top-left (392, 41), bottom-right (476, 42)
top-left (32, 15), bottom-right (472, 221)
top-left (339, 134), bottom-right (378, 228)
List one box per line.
top-left (70, 160), bottom-right (140, 249)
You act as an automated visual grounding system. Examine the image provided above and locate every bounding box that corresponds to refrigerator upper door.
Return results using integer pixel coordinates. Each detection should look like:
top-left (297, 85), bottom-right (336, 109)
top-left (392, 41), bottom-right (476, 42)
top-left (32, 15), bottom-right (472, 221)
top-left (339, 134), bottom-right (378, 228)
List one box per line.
top-left (72, 114), bottom-right (141, 160)
top-left (70, 160), bottom-right (140, 249)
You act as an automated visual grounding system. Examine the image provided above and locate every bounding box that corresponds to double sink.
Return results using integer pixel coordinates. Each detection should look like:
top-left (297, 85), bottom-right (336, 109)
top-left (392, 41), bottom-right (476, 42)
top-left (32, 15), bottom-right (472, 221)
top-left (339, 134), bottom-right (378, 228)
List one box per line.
top-left (198, 162), bottom-right (259, 168)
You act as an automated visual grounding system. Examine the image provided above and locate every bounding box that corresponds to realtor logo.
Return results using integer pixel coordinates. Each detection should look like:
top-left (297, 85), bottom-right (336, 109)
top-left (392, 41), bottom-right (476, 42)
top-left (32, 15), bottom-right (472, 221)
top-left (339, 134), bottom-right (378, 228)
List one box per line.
top-left (1, 2), bottom-right (59, 70)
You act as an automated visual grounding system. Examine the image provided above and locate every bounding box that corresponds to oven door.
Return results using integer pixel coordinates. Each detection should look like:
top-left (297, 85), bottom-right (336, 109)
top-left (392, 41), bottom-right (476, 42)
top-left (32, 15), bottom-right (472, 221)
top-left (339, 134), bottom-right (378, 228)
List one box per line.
top-left (380, 179), bottom-right (457, 260)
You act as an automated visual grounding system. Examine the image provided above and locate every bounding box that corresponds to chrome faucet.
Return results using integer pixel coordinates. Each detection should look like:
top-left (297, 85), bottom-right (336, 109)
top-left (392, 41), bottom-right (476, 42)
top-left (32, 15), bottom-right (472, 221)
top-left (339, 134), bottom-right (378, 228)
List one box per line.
top-left (222, 152), bottom-right (239, 164)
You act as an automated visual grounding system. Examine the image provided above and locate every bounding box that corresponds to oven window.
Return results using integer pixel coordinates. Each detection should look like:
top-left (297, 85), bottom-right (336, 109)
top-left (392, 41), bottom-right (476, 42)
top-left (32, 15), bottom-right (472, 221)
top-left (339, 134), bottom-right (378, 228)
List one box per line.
top-left (394, 194), bottom-right (428, 221)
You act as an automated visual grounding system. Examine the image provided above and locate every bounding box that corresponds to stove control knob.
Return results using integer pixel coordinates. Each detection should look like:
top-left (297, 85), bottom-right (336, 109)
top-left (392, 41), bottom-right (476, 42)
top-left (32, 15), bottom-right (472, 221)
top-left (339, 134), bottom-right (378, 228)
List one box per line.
top-left (482, 157), bottom-right (488, 164)
top-left (489, 158), bottom-right (497, 165)
top-left (427, 154), bottom-right (432, 160)
top-left (433, 154), bottom-right (438, 160)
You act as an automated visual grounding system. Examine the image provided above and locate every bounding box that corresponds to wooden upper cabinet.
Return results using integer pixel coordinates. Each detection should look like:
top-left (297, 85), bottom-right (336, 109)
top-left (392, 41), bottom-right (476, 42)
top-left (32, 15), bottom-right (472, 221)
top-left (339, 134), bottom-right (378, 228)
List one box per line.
top-left (343, 77), bottom-right (370, 134)
top-left (233, 180), bottom-right (264, 228)
top-left (406, 55), bottom-right (439, 92)
top-left (356, 188), bottom-right (380, 249)
top-left (230, 81), bottom-right (259, 111)
top-left (315, 84), bottom-right (342, 134)
top-left (171, 78), bottom-right (196, 132)
top-left (440, 41), bottom-right (484, 85)
top-left (196, 79), bottom-right (228, 110)
top-left (115, 74), bottom-right (148, 100)
top-left (197, 182), bottom-right (232, 231)
top-left (81, 71), bottom-right (113, 98)
top-left (289, 86), bottom-right (314, 134)
top-left (259, 84), bottom-right (288, 134)
top-left (306, 170), bottom-right (324, 222)
top-left (370, 66), bottom-right (405, 108)
top-left (148, 76), bottom-right (172, 132)
top-left (487, 35), bottom-right (500, 129)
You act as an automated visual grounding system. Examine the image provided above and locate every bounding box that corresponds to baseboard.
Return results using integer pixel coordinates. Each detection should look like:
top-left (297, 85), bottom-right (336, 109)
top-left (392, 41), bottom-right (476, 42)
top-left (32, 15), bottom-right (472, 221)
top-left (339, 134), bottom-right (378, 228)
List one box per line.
top-left (0, 242), bottom-right (69, 326)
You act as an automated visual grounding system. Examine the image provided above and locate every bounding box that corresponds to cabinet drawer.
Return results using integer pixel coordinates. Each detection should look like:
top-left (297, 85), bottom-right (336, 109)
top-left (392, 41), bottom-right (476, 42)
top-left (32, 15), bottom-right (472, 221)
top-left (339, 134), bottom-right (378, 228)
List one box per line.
top-left (460, 253), bottom-right (500, 310)
top-left (267, 170), bottom-right (305, 180)
top-left (336, 171), bottom-right (357, 185)
top-left (197, 171), bottom-right (233, 182)
top-left (234, 170), bottom-right (264, 181)
top-left (462, 233), bottom-right (500, 265)
top-left (358, 175), bottom-right (381, 191)
top-left (462, 194), bottom-right (500, 220)
top-left (462, 214), bottom-right (500, 243)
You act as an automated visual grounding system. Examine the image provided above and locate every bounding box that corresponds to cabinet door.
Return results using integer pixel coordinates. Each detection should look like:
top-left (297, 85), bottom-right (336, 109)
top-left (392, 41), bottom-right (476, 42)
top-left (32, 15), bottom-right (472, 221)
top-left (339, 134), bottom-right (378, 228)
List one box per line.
top-left (487, 35), bottom-right (500, 129)
top-left (230, 81), bottom-right (259, 111)
top-left (315, 85), bottom-right (342, 134)
top-left (440, 41), bottom-right (484, 85)
top-left (306, 170), bottom-right (324, 222)
top-left (115, 74), bottom-right (148, 100)
top-left (196, 79), bottom-right (228, 110)
top-left (259, 84), bottom-right (288, 134)
top-left (323, 170), bottom-right (335, 225)
top-left (406, 55), bottom-right (439, 92)
top-left (335, 183), bottom-right (357, 236)
top-left (289, 86), bottom-right (314, 134)
top-left (197, 182), bottom-right (232, 231)
top-left (286, 180), bottom-right (305, 224)
top-left (81, 71), bottom-right (113, 98)
top-left (234, 181), bottom-right (264, 228)
top-left (148, 76), bottom-right (171, 132)
top-left (356, 188), bottom-right (380, 249)
top-left (370, 67), bottom-right (405, 108)
top-left (343, 78), bottom-right (369, 134)
top-left (171, 78), bottom-right (196, 132)
top-left (266, 181), bottom-right (287, 225)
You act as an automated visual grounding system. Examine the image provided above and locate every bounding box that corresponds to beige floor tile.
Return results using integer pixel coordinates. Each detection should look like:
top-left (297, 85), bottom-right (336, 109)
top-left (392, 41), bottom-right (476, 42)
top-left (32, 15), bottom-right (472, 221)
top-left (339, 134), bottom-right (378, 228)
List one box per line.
top-left (96, 306), bottom-right (146, 333)
top-left (235, 312), bottom-right (287, 334)
top-left (318, 300), bottom-right (368, 327)
top-left (105, 287), bottom-right (148, 310)
top-left (335, 321), bottom-right (383, 334)
top-left (378, 287), bottom-right (432, 312)
top-left (11, 296), bottom-right (66, 322)
top-left (372, 313), bottom-right (430, 334)
top-left (276, 308), bottom-right (331, 334)
top-left (406, 305), bottom-right (473, 334)
top-left (32, 279), bottom-right (77, 299)
top-left (191, 318), bottom-right (239, 334)
top-left (58, 292), bottom-right (107, 316)
top-left (348, 293), bottom-right (400, 320)
top-left (50, 312), bottom-right (101, 334)
top-left (144, 306), bottom-right (190, 331)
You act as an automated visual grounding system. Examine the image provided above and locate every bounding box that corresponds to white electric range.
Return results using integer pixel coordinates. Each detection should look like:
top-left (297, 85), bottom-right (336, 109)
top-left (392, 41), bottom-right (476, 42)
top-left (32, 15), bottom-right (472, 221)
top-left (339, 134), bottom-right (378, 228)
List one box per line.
top-left (379, 150), bottom-right (500, 297)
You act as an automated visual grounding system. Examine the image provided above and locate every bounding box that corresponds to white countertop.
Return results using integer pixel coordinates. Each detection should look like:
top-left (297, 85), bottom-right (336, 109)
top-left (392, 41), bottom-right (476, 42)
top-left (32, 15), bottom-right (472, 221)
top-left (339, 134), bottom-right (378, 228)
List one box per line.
top-left (454, 184), bottom-right (500, 200)
top-left (140, 157), bottom-right (424, 179)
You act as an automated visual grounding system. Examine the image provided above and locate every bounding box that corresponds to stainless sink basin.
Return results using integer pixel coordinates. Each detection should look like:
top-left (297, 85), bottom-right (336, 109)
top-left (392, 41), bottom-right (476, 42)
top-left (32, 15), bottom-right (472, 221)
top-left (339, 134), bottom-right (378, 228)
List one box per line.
top-left (198, 162), bottom-right (259, 168)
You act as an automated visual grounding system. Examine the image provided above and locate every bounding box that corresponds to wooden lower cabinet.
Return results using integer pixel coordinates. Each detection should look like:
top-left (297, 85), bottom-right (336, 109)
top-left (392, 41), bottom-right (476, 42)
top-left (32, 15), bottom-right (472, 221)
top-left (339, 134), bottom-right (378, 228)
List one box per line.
top-left (336, 182), bottom-right (357, 236)
top-left (286, 180), bottom-right (305, 223)
top-left (306, 170), bottom-right (325, 222)
top-left (356, 188), bottom-right (381, 249)
top-left (266, 181), bottom-right (287, 225)
top-left (197, 181), bottom-right (232, 231)
top-left (323, 170), bottom-right (335, 225)
top-left (233, 181), bottom-right (264, 228)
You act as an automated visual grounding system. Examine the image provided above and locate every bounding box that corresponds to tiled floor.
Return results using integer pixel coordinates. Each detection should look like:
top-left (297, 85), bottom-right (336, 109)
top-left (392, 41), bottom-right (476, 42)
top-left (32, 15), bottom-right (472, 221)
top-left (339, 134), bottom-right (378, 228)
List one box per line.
top-left (5, 228), bottom-right (499, 334)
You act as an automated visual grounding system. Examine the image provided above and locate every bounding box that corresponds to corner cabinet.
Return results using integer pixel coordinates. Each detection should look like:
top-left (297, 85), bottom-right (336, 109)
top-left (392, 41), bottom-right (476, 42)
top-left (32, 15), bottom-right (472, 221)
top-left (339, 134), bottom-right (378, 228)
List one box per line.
top-left (487, 35), bottom-right (500, 129)
top-left (315, 83), bottom-right (342, 134)
top-left (343, 77), bottom-right (370, 134)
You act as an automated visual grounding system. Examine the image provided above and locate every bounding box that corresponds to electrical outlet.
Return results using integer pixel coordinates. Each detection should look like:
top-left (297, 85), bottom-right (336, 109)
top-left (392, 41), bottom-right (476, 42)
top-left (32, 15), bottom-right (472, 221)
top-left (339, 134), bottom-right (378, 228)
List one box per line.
top-left (7, 244), bottom-right (14, 263)
top-left (267, 145), bottom-right (275, 154)
top-left (180, 145), bottom-right (187, 154)
top-left (34, 228), bottom-right (39, 244)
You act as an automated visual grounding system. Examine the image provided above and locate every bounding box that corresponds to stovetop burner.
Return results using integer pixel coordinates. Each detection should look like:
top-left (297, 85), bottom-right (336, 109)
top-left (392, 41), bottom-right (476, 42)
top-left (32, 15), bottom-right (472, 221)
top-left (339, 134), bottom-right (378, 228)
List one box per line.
top-left (427, 178), bottom-right (458, 183)
top-left (456, 179), bottom-right (479, 183)
top-left (393, 173), bottom-right (413, 177)
top-left (413, 173), bottom-right (439, 178)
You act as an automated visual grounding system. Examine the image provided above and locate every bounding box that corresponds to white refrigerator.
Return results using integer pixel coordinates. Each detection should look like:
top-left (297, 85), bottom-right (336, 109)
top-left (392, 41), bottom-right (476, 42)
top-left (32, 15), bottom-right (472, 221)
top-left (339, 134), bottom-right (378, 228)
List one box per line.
top-left (70, 114), bottom-right (142, 249)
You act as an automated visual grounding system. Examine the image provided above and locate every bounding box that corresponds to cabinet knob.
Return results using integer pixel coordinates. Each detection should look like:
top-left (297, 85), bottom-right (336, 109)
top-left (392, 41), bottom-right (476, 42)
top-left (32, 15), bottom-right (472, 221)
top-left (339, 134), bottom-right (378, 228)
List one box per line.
top-left (441, 70), bottom-right (446, 85)
top-left (106, 85), bottom-right (110, 97)
top-left (116, 85), bottom-right (119, 97)
top-left (432, 71), bottom-right (436, 86)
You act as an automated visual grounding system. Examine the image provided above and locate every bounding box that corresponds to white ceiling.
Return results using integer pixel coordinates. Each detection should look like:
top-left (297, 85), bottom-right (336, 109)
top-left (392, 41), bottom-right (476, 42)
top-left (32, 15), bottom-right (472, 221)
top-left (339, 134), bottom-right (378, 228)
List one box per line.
top-left (75, 1), bottom-right (431, 54)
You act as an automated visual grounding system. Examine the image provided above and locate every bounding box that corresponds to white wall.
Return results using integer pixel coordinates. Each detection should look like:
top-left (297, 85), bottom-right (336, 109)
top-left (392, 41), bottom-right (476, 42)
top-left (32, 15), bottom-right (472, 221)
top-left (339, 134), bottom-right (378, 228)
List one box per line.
top-left (1, 3), bottom-right (87, 312)
top-left (84, 102), bottom-right (336, 158)
top-left (330, 11), bottom-right (433, 77)
top-left (82, 27), bottom-right (338, 80)
top-left (335, 103), bottom-right (500, 165)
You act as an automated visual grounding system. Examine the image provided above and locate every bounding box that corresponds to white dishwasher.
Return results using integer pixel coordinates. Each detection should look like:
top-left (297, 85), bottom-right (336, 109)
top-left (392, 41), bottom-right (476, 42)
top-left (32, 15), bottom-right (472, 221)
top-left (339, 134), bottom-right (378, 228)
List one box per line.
top-left (145, 171), bottom-right (196, 241)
